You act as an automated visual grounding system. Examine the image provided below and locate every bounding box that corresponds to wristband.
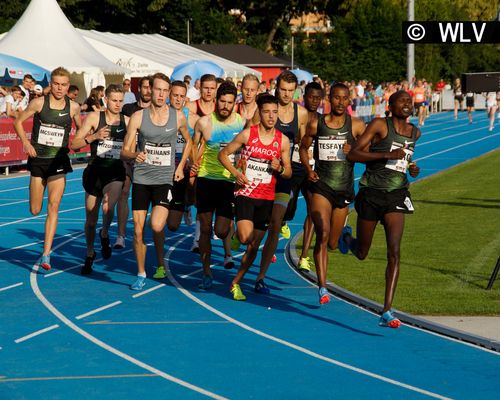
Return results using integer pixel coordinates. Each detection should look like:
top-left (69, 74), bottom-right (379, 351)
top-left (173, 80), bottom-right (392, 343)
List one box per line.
top-left (279, 166), bottom-right (285, 175)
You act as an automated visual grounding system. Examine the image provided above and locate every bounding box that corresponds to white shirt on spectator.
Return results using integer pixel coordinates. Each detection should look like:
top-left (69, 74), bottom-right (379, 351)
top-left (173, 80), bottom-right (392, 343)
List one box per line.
top-left (186, 86), bottom-right (200, 102)
top-left (19, 85), bottom-right (30, 110)
top-left (123, 91), bottom-right (136, 105)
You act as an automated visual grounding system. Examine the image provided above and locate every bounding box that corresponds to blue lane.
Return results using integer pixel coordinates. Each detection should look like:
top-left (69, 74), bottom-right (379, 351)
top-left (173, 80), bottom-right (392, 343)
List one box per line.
top-left (1, 111), bottom-right (499, 399)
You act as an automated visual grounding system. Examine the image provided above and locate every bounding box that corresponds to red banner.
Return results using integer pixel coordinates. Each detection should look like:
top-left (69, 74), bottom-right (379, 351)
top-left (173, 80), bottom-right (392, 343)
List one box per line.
top-left (0, 116), bottom-right (90, 165)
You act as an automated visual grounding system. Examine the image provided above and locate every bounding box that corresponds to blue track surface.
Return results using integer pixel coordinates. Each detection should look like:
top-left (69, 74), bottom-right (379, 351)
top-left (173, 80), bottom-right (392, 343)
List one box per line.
top-left (1, 111), bottom-right (499, 399)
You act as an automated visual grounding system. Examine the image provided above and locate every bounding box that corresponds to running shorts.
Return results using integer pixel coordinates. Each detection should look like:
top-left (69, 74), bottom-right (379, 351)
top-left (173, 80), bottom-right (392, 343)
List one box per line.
top-left (354, 187), bottom-right (414, 222)
top-left (196, 177), bottom-right (235, 219)
top-left (28, 155), bottom-right (72, 181)
top-left (132, 183), bottom-right (172, 211)
top-left (309, 180), bottom-right (354, 209)
top-left (83, 163), bottom-right (125, 198)
top-left (235, 196), bottom-right (273, 231)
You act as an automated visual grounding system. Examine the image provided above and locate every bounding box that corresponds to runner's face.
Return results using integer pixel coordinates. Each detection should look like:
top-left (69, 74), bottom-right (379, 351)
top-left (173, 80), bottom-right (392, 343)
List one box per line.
top-left (152, 79), bottom-right (170, 107)
top-left (139, 80), bottom-right (151, 103)
top-left (277, 81), bottom-right (296, 105)
top-left (216, 94), bottom-right (235, 119)
top-left (330, 87), bottom-right (350, 116)
top-left (50, 75), bottom-right (70, 100)
top-left (259, 103), bottom-right (278, 130)
top-left (201, 80), bottom-right (217, 102)
top-left (68, 90), bottom-right (79, 100)
top-left (242, 80), bottom-right (259, 104)
top-left (169, 86), bottom-right (187, 110)
top-left (390, 93), bottom-right (413, 118)
top-left (304, 89), bottom-right (322, 112)
top-left (106, 92), bottom-right (124, 114)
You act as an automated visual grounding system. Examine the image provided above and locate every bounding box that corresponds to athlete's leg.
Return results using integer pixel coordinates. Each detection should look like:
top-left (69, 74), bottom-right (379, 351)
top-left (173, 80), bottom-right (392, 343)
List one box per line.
top-left (310, 193), bottom-right (332, 289)
top-left (167, 209), bottom-right (183, 231)
top-left (381, 212), bottom-right (405, 312)
top-left (132, 210), bottom-right (147, 275)
top-left (345, 216), bottom-right (378, 260)
top-left (198, 211), bottom-right (214, 277)
top-left (232, 223), bottom-right (266, 286)
top-left (29, 175), bottom-right (46, 216)
top-left (43, 175), bottom-right (66, 256)
top-left (258, 202), bottom-right (287, 279)
top-left (327, 207), bottom-right (350, 251)
top-left (84, 192), bottom-right (101, 257)
top-left (116, 175), bottom-right (131, 239)
top-left (300, 189), bottom-right (314, 260)
top-left (150, 205), bottom-right (168, 267)
top-left (101, 181), bottom-right (123, 237)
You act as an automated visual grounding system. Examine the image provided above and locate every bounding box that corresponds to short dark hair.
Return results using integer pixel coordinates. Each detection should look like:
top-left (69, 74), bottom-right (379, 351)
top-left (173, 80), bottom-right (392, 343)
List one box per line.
top-left (171, 80), bottom-right (187, 91)
top-left (68, 85), bottom-right (79, 93)
top-left (216, 81), bottom-right (237, 100)
top-left (304, 81), bottom-right (323, 96)
top-left (200, 74), bottom-right (217, 86)
top-left (329, 82), bottom-right (350, 99)
top-left (23, 74), bottom-right (34, 81)
top-left (150, 72), bottom-right (170, 87)
top-left (105, 84), bottom-right (124, 97)
top-left (277, 70), bottom-right (298, 87)
top-left (256, 93), bottom-right (278, 109)
top-left (389, 90), bottom-right (410, 106)
top-left (138, 76), bottom-right (150, 88)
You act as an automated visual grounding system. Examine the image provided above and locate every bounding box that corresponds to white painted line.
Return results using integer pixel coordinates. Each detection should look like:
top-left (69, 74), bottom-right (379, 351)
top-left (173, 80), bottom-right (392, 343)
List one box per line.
top-left (418, 126), bottom-right (487, 147)
top-left (0, 206), bottom-right (84, 228)
top-left (0, 190), bottom-right (84, 208)
top-left (132, 284), bottom-right (166, 299)
top-left (0, 282), bottom-right (23, 292)
top-left (75, 301), bottom-right (122, 320)
top-left (0, 230), bottom-right (86, 255)
top-left (15, 324), bottom-right (59, 344)
top-left (166, 235), bottom-right (452, 400)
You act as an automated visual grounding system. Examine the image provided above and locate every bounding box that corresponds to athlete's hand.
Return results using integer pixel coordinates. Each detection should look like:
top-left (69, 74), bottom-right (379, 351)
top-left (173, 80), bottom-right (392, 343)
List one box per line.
top-left (408, 162), bottom-right (420, 177)
top-left (174, 167), bottom-right (184, 182)
top-left (307, 170), bottom-right (319, 182)
top-left (135, 151), bottom-right (146, 163)
top-left (23, 141), bottom-right (37, 158)
top-left (387, 148), bottom-right (406, 160)
top-left (94, 125), bottom-right (110, 141)
top-left (235, 171), bottom-right (249, 187)
top-left (343, 143), bottom-right (352, 155)
top-left (270, 157), bottom-right (281, 172)
top-left (190, 162), bottom-right (199, 174)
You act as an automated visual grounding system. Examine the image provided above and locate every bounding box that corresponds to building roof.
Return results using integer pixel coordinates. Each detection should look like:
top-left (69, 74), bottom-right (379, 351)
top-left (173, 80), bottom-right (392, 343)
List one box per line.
top-left (191, 44), bottom-right (291, 68)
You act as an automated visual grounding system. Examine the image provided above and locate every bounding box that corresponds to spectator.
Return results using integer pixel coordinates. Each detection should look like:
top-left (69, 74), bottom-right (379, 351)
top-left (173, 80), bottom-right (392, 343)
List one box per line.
top-left (5, 86), bottom-right (25, 117)
top-left (31, 84), bottom-right (44, 100)
top-left (82, 87), bottom-right (101, 112)
top-left (19, 74), bottom-right (35, 111)
top-left (68, 85), bottom-right (80, 101)
top-left (186, 78), bottom-right (200, 101)
top-left (122, 78), bottom-right (136, 105)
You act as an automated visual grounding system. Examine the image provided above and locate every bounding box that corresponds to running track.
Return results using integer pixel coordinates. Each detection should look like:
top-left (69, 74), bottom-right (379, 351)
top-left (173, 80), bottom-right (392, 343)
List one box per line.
top-left (1, 111), bottom-right (499, 399)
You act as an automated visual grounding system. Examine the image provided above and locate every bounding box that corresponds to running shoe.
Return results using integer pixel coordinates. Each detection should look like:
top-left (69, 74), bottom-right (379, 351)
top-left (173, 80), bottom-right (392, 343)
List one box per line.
top-left (113, 235), bottom-right (125, 250)
top-left (183, 207), bottom-right (193, 226)
top-left (230, 284), bottom-right (246, 301)
top-left (81, 252), bottom-right (96, 275)
top-left (338, 225), bottom-right (352, 255)
top-left (230, 234), bottom-right (241, 251)
top-left (153, 265), bottom-right (166, 279)
top-left (100, 229), bottom-right (112, 260)
top-left (39, 255), bottom-right (51, 271)
top-left (271, 254), bottom-right (277, 263)
top-left (319, 287), bottom-right (331, 305)
top-left (198, 275), bottom-right (213, 290)
top-left (130, 276), bottom-right (146, 291)
top-left (190, 240), bottom-right (200, 254)
top-left (280, 223), bottom-right (291, 239)
top-left (254, 279), bottom-right (270, 294)
top-left (379, 310), bottom-right (401, 328)
top-left (298, 257), bottom-right (312, 272)
top-left (223, 256), bottom-right (235, 270)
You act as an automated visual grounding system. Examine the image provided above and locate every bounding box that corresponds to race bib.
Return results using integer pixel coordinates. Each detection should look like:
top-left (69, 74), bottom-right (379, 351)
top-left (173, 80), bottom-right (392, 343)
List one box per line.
top-left (245, 157), bottom-right (272, 184)
top-left (318, 137), bottom-right (346, 161)
top-left (145, 142), bottom-right (171, 166)
top-left (385, 142), bottom-right (414, 173)
top-left (97, 139), bottom-right (123, 159)
top-left (37, 124), bottom-right (64, 147)
top-left (176, 134), bottom-right (185, 155)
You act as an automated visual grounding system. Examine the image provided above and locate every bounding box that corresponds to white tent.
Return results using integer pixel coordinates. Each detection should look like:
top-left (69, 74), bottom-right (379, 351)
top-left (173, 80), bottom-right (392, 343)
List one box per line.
top-left (78, 30), bottom-right (261, 80)
top-left (0, 0), bottom-right (128, 100)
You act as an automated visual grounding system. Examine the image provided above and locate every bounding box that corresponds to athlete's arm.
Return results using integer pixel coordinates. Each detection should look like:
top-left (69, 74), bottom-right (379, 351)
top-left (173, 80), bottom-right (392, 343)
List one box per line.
top-left (280, 136), bottom-right (292, 179)
top-left (192, 116), bottom-right (209, 167)
top-left (218, 128), bottom-right (250, 186)
top-left (297, 105), bottom-right (308, 142)
top-left (344, 116), bottom-right (366, 155)
top-left (70, 111), bottom-right (99, 150)
top-left (121, 110), bottom-right (143, 162)
top-left (14, 97), bottom-right (44, 158)
top-left (409, 127), bottom-right (422, 178)
top-left (347, 118), bottom-right (404, 163)
top-left (70, 100), bottom-right (82, 130)
top-left (174, 110), bottom-right (192, 181)
top-left (300, 113), bottom-right (318, 181)
top-left (186, 100), bottom-right (197, 116)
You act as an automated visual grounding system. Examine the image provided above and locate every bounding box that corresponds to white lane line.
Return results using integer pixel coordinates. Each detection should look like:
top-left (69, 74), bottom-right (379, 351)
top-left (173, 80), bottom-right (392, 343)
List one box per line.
top-left (75, 301), bottom-right (122, 320)
top-left (0, 373), bottom-right (158, 382)
top-left (0, 206), bottom-right (84, 228)
top-left (0, 190), bottom-right (84, 208)
top-left (132, 284), bottom-right (166, 299)
top-left (14, 324), bottom-right (59, 344)
top-left (165, 236), bottom-right (452, 400)
top-left (0, 230), bottom-right (86, 255)
top-left (86, 320), bottom-right (230, 325)
top-left (0, 282), bottom-right (23, 292)
top-left (415, 133), bottom-right (500, 162)
top-left (418, 126), bottom-right (487, 147)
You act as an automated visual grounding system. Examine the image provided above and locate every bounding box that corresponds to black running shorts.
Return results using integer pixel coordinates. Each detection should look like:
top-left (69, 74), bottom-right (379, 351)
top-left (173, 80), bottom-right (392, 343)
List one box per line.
top-left (196, 177), bottom-right (234, 219)
top-left (28, 155), bottom-right (72, 181)
top-left (309, 180), bottom-right (354, 209)
top-left (132, 183), bottom-right (172, 211)
top-left (235, 196), bottom-right (273, 231)
top-left (83, 163), bottom-right (125, 198)
top-left (354, 187), bottom-right (414, 222)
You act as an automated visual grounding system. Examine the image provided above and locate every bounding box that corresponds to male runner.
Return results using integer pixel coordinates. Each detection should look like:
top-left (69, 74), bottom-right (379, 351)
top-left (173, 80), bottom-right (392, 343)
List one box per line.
top-left (121, 73), bottom-right (191, 290)
top-left (339, 90), bottom-right (421, 327)
top-left (235, 74), bottom-right (259, 121)
top-left (187, 74), bottom-right (217, 117)
top-left (192, 81), bottom-right (245, 289)
top-left (300, 83), bottom-right (365, 304)
top-left (219, 94), bottom-right (291, 300)
top-left (71, 84), bottom-right (128, 274)
top-left (14, 67), bottom-right (81, 270)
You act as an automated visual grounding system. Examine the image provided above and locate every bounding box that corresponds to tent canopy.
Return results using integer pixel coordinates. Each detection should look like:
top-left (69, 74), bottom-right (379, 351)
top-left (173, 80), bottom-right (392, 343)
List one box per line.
top-left (0, 53), bottom-right (50, 85)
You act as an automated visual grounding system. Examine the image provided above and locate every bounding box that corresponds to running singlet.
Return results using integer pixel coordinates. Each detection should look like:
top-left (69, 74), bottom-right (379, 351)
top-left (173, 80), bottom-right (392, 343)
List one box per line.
top-left (196, 100), bottom-right (213, 117)
top-left (236, 124), bottom-right (282, 200)
top-left (413, 87), bottom-right (425, 103)
top-left (359, 118), bottom-right (417, 192)
top-left (175, 107), bottom-right (194, 166)
top-left (89, 111), bottom-right (127, 168)
top-left (314, 114), bottom-right (355, 193)
top-left (134, 107), bottom-right (177, 186)
top-left (276, 103), bottom-right (303, 176)
top-left (31, 95), bottom-right (72, 158)
top-left (197, 112), bottom-right (244, 182)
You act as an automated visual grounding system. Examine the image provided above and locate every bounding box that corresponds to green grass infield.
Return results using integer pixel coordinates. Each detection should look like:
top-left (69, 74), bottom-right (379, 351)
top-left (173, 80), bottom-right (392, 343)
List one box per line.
top-left (296, 149), bottom-right (500, 315)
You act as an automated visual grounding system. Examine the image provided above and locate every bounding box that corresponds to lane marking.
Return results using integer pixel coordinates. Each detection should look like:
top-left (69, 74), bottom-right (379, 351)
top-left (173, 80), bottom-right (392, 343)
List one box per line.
top-left (166, 236), bottom-right (452, 400)
top-left (75, 301), bottom-right (122, 320)
top-left (0, 282), bottom-right (23, 292)
top-left (0, 190), bottom-right (84, 208)
top-left (29, 236), bottom-right (225, 400)
top-left (0, 206), bottom-right (84, 228)
top-left (15, 324), bottom-right (59, 344)
top-left (0, 373), bottom-right (159, 382)
top-left (132, 284), bottom-right (166, 299)
top-left (86, 320), bottom-right (230, 325)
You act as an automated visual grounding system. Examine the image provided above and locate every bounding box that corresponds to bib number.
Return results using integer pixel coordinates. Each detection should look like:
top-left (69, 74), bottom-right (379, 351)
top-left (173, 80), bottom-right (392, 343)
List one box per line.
top-left (385, 142), bottom-right (414, 173)
top-left (318, 137), bottom-right (346, 161)
top-left (145, 142), bottom-right (171, 166)
top-left (97, 139), bottom-right (123, 159)
top-left (37, 124), bottom-right (65, 147)
top-left (176, 134), bottom-right (185, 155)
top-left (245, 157), bottom-right (272, 184)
